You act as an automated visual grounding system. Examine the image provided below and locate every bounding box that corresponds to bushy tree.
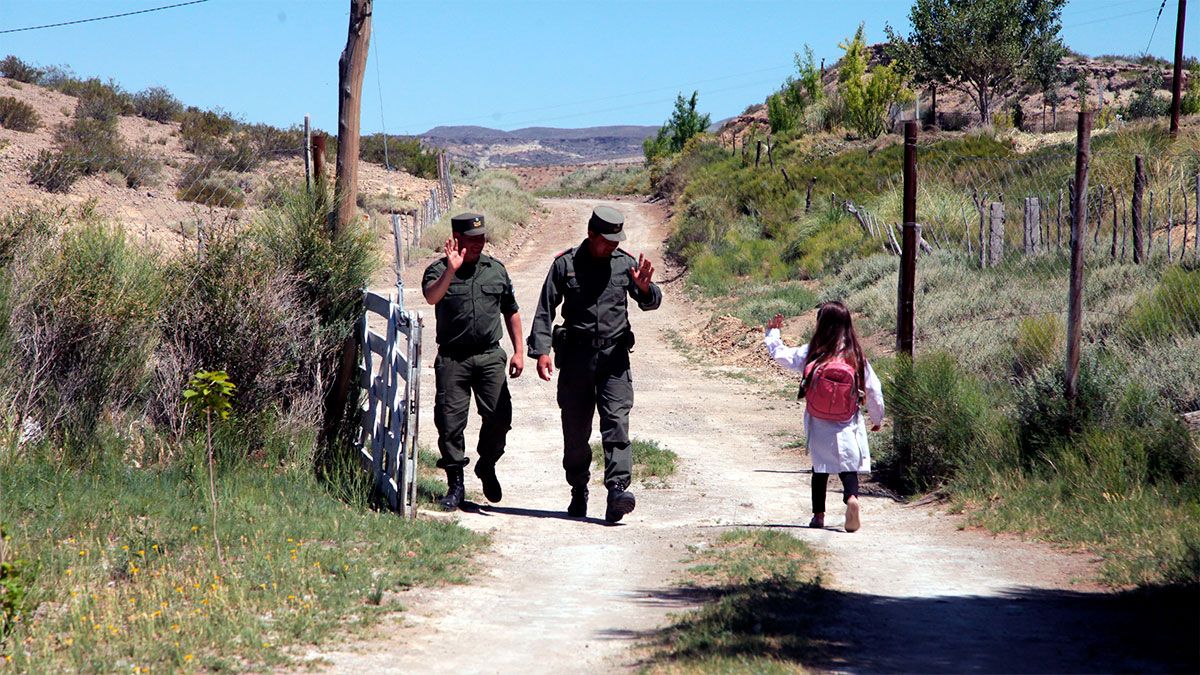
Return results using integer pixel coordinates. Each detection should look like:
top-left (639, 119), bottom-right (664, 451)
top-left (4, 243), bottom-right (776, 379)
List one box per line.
top-left (644, 91), bottom-right (711, 162)
top-left (838, 24), bottom-right (909, 138)
top-left (768, 46), bottom-right (824, 134)
top-left (1125, 71), bottom-right (1170, 120)
top-left (889, 0), bottom-right (1067, 125)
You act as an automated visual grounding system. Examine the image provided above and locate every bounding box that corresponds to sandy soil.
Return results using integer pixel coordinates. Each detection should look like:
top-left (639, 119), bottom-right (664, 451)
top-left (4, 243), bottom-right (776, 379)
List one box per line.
top-left (308, 198), bottom-right (1191, 674)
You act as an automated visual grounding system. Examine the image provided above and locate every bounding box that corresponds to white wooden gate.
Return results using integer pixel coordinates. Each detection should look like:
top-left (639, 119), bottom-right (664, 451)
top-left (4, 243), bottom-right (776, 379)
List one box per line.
top-left (357, 286), bottom-right (423, 516)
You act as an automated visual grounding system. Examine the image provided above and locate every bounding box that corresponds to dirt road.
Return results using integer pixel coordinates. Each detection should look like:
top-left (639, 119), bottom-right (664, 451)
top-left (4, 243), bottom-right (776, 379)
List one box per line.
top-left (315, 199), bottom-right (1188, 674)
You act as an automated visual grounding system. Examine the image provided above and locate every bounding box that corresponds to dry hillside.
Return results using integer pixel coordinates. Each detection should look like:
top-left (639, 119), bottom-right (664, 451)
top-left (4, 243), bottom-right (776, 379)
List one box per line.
top-left (0, 76), bottom-right (440, 251)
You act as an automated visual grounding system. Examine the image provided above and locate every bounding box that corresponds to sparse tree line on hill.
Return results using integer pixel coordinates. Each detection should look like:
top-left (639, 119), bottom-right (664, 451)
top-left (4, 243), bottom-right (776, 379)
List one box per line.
top-left (0, 55), bottom-right (443, 201)
top-left (643, 0), bottom-right (1200, 167)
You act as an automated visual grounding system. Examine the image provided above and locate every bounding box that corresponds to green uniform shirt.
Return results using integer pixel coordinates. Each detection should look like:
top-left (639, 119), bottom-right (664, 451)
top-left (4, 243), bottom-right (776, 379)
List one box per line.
top-left (527, 242), bottom-right (662, 357)
top-left (423, 254), bottom-right (519, 348)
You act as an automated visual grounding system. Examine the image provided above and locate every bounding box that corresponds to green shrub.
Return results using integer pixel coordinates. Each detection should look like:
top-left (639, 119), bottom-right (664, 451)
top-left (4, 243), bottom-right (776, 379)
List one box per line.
top-left (0, 96), bottom-right (39, 132)
top-left (179, 107), bottom-right (235, 153)
top-left (884, 353), bottom-right (1008, 493)
top-left (114, 148), bottom-right (162, 188)
top-left (241, 122), bottom-right (304, 157)
top-left (0, 208), bottom-right (61, 267)
top-left (2, 223), bottom-right (164, 443)
top-left (1122, 267), bottom-right (1200, 343)
top-left (176, 172), bottom-right (246, 208)
top-left (733, 283), bottom-right (819, 325)
top-left (53, 116), bottom-right (123, 175)
top-left (62, 78), bottom-right (132, 121)
top-left (0, 55), bottom-right (42, 83)
top-left (28, 149), bottom-right (81, 193)
top-left (423, 171), bottom-right (539, 246)
top-left (359, 134), bottom-right (437, 177)
top-left (667, 194), bottom-right (736, 260)
top-left (131, 86), bottom-right (183, 123)
top-left (0, 533), bottom-right (27, 639)
top-left (1013, 354), bottom-right (1118, 469)
top-left (1012, 313), bottom-right (1062, 376)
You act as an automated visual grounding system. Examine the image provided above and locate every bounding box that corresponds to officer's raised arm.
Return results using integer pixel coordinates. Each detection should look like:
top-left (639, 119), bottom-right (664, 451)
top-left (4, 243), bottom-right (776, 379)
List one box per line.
top-left (627, 252), bottom-right (662, 311)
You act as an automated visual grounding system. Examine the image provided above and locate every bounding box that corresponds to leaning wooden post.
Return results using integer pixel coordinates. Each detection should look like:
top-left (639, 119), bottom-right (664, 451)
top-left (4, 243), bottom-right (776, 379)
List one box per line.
top-left (1132, 156), bottom-right (1145, 264)
top-left (1110, 187), bottom-right (1119, 259)
top-left (324, 0), bottom-right (373, 448)
top-left (805, 176), bottom-right (816, 213)
top-left (1066, 112), bottom-right (1092, 408)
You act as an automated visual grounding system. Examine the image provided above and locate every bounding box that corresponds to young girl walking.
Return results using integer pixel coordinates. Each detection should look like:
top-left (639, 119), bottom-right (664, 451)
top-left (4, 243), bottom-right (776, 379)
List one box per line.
top-left (764, 302), bottom-right (884, 532)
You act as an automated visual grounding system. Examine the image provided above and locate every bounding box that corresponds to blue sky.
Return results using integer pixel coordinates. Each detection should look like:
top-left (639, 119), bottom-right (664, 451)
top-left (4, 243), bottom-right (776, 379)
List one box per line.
top-left (0, 0), bottom-right (1194, 134)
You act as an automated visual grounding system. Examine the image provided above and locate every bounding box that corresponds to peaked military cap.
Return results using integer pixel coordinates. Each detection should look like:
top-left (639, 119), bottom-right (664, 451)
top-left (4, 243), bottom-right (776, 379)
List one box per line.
top-left (451, 212), bottom-right (487, 237)
top-left (588, 205), bottom-right (626, 242)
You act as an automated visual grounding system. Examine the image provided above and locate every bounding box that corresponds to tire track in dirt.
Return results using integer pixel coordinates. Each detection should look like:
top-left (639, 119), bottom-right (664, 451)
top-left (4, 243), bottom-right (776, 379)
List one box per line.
top-left (311, 198), bottom-right (1185, 674)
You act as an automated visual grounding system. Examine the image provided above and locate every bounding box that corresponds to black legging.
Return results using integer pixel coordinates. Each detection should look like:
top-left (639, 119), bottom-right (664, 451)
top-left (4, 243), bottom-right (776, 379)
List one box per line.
top-left (811, 472), bottom-right (859, 514)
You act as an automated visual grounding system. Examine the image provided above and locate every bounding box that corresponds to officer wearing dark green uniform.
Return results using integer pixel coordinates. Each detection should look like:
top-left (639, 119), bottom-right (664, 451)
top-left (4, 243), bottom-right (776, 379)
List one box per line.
top-left (528, 205), bottom-right (661, 523)
top-left (423, 213), bottom-right (524, 511)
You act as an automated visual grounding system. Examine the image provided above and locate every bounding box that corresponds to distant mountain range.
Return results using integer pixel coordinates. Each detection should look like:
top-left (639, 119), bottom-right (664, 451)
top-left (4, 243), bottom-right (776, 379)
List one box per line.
top-left (420, 125), bottom-right (659, 167)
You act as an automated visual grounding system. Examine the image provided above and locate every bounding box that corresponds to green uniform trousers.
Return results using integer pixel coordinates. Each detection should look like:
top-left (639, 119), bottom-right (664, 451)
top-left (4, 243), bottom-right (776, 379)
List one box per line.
top-left (556, 344), bottom-right (633, 490)
top-left (433, 345), bottom-right (512, 469)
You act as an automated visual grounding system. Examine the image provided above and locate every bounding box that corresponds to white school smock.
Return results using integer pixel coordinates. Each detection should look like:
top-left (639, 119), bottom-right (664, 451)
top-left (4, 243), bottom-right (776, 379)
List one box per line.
top-left (764, 328), bottom-right (885, 474)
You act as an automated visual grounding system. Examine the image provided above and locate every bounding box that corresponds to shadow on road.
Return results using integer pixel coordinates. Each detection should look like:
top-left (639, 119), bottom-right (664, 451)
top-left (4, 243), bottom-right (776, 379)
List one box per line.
top-left (475, 503), bottom-right (612, 526)
top-left (620, 578), bottom-right (1199, 673)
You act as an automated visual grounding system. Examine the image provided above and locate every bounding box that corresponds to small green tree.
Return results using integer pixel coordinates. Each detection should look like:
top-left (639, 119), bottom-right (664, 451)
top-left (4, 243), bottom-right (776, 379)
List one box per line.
top-left (767, 92), bottom-right (800, 133)
top-left (644, 91), bottom-right (711, 162)
top-left (839, 24), bottom-right (909, 138)
top-left (768, 46), bottom-right (824, 134)
top-left (183, 370), bottom-right (235, 565)
top-left (1074, 69), bottom-right (1092, 112)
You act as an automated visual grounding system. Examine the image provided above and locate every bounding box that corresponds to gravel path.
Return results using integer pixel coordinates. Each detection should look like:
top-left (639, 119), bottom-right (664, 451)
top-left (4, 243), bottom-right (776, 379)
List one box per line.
top-left (311, 198), bottom-right (1190, 674)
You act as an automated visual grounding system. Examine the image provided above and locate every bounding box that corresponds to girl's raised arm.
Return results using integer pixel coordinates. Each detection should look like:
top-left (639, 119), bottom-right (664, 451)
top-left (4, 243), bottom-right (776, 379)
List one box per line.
top-left (764, 314), bottom-right (809, 372)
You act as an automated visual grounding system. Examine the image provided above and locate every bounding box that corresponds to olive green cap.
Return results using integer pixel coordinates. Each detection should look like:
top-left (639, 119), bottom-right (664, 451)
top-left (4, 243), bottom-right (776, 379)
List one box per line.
top-left (451, 212), bottom-right (487, 237)
top-left (588, 205), bottom-right (626, 242)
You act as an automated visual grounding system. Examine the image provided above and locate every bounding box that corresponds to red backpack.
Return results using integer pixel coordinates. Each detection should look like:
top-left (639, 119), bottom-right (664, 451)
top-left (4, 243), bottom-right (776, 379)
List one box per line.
top-left (799, 354), bottom-right (863, 422)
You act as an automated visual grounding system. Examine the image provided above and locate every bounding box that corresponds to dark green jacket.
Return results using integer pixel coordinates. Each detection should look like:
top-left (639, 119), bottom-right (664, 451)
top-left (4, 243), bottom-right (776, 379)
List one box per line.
top-left (527, 242), bottom-right (662, 357)
top-left (423, 254), bottom-right (518, 348)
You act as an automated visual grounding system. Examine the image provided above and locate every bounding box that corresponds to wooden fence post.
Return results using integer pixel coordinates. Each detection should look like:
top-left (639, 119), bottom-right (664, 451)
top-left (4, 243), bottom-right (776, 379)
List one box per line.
top-left (805, 177), bottom-right (816, 213)
top-left (1133, 156), bottom-right (1145, 264)
top-left (1066, 112), bottom-right (1092, 408)
top-left (1183, 181), bottom-right (1190, 261)
top-left (304, 114), bottom-right (312, 192)
top-left (896, 121), bottom-right (919, 357)
top-left (1024, 197), bottom-right (1041, 254)
top-left (989, 201), bottom-right (1005, 266)
top-left (1194, 174), bottom-right (1199, 259)
top-left (1110, 187), bottom-right (1119, 259)
top-left (1148, 189), bottom-right (1155, 256)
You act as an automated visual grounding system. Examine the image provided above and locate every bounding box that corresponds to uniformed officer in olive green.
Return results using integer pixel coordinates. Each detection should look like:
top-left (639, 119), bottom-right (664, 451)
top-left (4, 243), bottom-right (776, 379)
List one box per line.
top-left (423, 213), bottom-right (523, 511)
top-left (528, 205), bottom-right (661, 523)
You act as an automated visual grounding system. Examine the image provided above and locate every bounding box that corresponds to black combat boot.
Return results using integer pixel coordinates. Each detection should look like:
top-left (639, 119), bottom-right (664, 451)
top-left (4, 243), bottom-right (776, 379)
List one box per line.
top-left (474, 461), bottom-right (502, 503)
top-left (604, 480), bottom-right (636, 524)
top-left (567, 486), bottom-right (588, 518)
top-left (439, 467), bottom-right (465, 511)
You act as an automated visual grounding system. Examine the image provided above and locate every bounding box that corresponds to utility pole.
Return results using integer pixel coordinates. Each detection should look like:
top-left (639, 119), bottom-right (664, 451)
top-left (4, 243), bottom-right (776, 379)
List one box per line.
top-left (324, 0), bottom-right (373, 447)
top-left (334, 0), bottom-right (372, 232)
top-left (1171, 0), bottom-right (1187, 136)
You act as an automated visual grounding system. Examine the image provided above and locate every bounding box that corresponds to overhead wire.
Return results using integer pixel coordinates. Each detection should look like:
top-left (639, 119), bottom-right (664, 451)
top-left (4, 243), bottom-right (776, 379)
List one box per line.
top-left (371, 16), bottom-right (391, 170)
top-left (1145, 0), bottom-right (1170, 52)
top-left (0, 0), bottom-right (209, 34)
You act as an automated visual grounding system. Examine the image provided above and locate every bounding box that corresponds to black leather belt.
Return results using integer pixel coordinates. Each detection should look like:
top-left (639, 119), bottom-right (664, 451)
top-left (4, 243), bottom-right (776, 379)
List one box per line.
top-left (565, 330), bottom-right (624, 349)
top-left (438, 342), bottom-right (499, 357)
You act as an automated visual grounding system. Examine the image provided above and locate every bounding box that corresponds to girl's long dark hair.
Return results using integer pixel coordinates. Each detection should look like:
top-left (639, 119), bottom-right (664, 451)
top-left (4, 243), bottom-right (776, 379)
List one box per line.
top-left (803, 301), bottom-right (866, 383)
